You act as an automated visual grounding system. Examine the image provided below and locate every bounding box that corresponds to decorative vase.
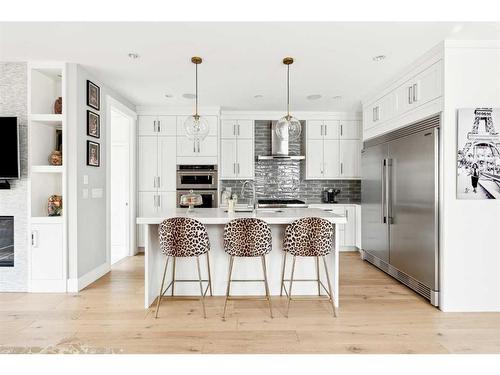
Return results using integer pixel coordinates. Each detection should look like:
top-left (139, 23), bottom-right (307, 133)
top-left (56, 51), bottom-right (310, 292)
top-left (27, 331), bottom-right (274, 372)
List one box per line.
top-left (54, 97), bottom-right (62, 114)
top-left (48, 195), bottom-right (63, 217)
top-left (49, 150), bottom-right (62, 166)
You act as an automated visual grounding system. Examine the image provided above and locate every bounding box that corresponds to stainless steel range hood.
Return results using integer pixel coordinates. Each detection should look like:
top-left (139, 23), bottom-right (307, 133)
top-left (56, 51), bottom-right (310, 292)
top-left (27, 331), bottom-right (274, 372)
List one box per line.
top-left (257, 122), bottom-right (305, 160)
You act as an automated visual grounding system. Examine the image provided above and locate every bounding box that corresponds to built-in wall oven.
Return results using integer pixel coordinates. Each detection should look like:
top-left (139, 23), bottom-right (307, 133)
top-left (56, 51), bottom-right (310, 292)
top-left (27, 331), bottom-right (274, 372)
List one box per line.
top-left (176, 165), bottom-right (218, 208)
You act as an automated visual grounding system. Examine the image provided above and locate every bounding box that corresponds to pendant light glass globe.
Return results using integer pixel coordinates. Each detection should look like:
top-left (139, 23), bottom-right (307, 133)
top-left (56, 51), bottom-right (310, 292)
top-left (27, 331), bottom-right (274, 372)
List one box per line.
top-left (184, 115), bottom-right (209, 141)
top-left (276, 115), bottom-right (301, 141)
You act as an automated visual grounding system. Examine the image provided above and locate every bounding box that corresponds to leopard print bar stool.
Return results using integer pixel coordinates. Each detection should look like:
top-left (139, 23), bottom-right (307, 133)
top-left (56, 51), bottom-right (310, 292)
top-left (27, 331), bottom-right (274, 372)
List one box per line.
top-left (222, 218), bottom-right (273, 320)
top-left (155, 217), bottom-right (212, 319)
top-left (281, 217), bottom-right (337, 317)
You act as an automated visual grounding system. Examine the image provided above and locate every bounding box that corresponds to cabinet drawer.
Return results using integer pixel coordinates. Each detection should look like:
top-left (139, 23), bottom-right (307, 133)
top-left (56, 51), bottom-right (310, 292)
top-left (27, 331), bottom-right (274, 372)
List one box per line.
top-left (177, 136), bottom-right (218, 157)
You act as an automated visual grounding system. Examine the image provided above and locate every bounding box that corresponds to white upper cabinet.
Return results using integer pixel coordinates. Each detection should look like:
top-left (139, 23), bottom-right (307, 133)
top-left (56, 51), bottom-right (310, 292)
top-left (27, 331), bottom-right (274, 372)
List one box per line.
top-left (340, 140), bottom-right (361, 178)
top-left (323, 120), bottom-right (340, 139)
top-left (177, 135), bottom-right (218, 157)
top-left (138, 116), bottom-right (159, 136)
top-left (157, 136), bottom-right (177, 191)
top-left (157, 116), bottom-right (177, 136)
top-left (221, 119), bottom-right (254, 139)
top-left (363, 54), bottom-right (443, 140)
top-left (220, 119), bottom-right (254, 180)
top-left (339, 121), bottom-right (361, 140)
top-left (308, 120), bottom-right (324, 139)
top-left (323, 139), bottom-right (340, 177)
top-left (139, 115), bottom-right (177, 136)
top-left (308, 120), bottom-right (340, 139)
top-left (306, 139), bottom-right (325, 178)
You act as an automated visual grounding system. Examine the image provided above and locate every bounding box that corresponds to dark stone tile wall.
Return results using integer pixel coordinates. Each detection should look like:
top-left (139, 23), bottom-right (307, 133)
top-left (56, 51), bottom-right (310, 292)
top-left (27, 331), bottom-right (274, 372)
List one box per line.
top-left (221, 120), bottom-right (361, 204)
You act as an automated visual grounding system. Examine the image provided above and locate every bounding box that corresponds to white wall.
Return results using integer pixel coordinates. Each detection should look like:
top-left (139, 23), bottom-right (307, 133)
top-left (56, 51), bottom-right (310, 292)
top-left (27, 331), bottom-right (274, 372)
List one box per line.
top-left (67, 65), bottom-right (135, 284)
top-left (441, 41), bottom-right (500, 311)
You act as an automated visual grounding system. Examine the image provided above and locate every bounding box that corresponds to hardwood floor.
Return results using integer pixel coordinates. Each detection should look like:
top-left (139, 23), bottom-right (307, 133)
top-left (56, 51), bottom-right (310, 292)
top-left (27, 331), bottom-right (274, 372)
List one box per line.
top-left (1, 252), bottom-right (500, 354)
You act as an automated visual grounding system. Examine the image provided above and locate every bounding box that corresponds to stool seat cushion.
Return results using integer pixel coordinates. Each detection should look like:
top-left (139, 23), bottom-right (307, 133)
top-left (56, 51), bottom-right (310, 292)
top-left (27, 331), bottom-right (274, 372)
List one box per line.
top-left (223, 218), bottom-right (272, 257)
top-left (159, 217), bottom-right (210, 257)
top-left (283, 217), bottom-right (335, 257)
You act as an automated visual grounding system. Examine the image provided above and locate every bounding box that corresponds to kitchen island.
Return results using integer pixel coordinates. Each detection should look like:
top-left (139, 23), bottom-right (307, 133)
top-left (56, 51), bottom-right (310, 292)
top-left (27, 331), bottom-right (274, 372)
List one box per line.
top-left (137, 208), bottom-right (346, 309)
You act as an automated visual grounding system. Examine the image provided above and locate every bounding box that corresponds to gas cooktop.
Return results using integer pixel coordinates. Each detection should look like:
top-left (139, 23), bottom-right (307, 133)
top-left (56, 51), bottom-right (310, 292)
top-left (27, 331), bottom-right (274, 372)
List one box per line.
top-left (257, 199), bottom-right (308, 208)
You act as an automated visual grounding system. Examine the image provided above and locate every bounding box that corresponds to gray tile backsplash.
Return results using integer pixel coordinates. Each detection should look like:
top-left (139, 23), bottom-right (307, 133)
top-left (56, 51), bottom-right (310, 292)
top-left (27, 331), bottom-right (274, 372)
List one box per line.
top-left (221, 120), bottom-right (361, 204)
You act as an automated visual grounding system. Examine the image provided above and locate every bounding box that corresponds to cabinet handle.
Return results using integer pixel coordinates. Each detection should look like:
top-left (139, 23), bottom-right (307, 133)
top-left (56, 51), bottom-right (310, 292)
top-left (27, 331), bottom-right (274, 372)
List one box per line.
top-left (31, 230), bottom-right (39, 247)
top-left (153, 120), bottom-right (157, 133)
top-left (237, 163), bottom-right (240, 174)
top-left (233, 163), bottom-right (236, 174)
top-left (320, 124), bottom-right (324, 136)
top-left (325, 124), bottom-right (327, 136)
top-left (197, 141), bottom-right (200, 153)
top-left (238, 123), bottom-right (240, 136)
top-left (234, 123), bottom-right (236, 136)
top-left (341, 162), bottom-right (343, 175)
top-left (158, 120), bottom-right (161, 133)
top-left (340, 124), bottom-right (343, 137)
top-left (413, 83), bottom-right (418, 102)
top-left (345, 209), bottom-right (348, 220)
top-left (157, 176), bottom-right (161, 188)
top-left (193, 140), bottom-right (196, 153)
top-left (158, 195), bottom-right (161, 208)
top-left (408, 86), bottom-right (413, 104)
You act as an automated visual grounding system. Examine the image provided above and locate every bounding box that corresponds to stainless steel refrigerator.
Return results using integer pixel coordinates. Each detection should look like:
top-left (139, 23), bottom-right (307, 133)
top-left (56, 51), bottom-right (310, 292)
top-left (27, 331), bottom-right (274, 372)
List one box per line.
top-left (361, 115), bottom-right (439, 306)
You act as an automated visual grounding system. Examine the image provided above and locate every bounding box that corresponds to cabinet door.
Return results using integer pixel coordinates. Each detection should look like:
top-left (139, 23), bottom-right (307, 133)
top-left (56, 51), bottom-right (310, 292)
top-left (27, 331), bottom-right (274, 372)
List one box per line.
top-left (307, 120), bottom-right (324, 139)
top-left (343, 206), bottom-right (357, 247)
top-left (306, 139), bottom-right (324, 178)
top-left (138, 136), bottom-right (158, 191)
top-left (31, 223), bottom-right (63, 280)
top-left (323, 120), bottom-right (340, 139)
top-left (158, 136), bottom-right (176, 191)
top-left (339, 120), bottom-right (361, 140)
top-left (158, 192), bottom-right (177, 215)
top-left (177, 136), bottom-right (217, 157)
top-left (138, 116), bottom-right (158, 136)
top-left (236, 120), bottom-right (254, 139)
top-left (413, 60), bottom-right (443, 108)
top-left (220, 139), bottom-right (237, 179)
top-left (221, 120), bottom-right (237, 139)
top-left (138, 192), bottom-right (159, 216)
top-left (340, 140), bottom-right (361, 178)
top-left (236, 138), bottom-right (254, 179)
top-left (323, 139), bottom-right (340, 178)
top-left (157, 116), bottom-right (177, 136)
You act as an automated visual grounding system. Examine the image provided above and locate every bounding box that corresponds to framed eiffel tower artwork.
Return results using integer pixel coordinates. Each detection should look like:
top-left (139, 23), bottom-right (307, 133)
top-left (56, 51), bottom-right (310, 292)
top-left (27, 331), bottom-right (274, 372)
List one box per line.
top-left (457, 108), bottom-right (500, 199)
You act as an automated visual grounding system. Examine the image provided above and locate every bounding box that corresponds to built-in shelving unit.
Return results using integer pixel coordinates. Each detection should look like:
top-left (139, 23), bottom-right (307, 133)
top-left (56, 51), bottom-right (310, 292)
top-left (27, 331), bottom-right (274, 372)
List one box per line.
top-left (28, 62), bottom-right (67, 293)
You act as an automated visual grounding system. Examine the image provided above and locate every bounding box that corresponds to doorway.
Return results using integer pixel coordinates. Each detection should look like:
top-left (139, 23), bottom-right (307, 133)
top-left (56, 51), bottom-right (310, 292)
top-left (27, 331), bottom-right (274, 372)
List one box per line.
top-left (107, 98), bottom-right (137, 266)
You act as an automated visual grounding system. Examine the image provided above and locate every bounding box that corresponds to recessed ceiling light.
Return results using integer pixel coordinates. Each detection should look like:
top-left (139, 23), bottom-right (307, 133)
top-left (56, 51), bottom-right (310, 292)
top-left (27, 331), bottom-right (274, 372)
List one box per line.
top-left (182, 93), bottom-right (196, 99)
top-left (306, 94), bottom-right (322, 100)
top-left (164, 94), bottom-right (173, 98)
top-left (372, 55), bottom-right (386, 62)
top-left (128, 53), bottom-right (140, 59)
top-left (332, 95), bottom-right (342, 100)
top-left (254, 94), bottom-right (264, 99)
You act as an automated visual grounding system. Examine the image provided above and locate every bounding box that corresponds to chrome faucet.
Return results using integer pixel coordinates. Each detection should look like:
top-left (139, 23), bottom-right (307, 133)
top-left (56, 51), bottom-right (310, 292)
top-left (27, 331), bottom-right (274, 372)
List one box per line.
top-left (241, 180), bottom-right (257, 211)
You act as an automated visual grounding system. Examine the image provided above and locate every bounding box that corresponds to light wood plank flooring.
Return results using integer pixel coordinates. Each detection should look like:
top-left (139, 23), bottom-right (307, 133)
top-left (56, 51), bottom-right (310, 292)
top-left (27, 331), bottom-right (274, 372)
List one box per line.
top-left (1, 252), bottom-right (500, 354)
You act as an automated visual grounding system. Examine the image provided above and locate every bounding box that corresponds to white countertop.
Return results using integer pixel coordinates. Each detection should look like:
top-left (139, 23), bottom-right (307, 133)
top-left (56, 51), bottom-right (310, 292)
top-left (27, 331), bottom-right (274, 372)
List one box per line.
top-left (137, 207), bottom-right (347, 225)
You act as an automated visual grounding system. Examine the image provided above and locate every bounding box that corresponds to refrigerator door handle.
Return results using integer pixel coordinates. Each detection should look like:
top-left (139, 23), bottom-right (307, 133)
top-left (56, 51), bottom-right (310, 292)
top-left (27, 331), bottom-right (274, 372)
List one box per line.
top-left (381, 159), bottom-right (387, 224)
top-left (386, 158), bottom-right (393, 224)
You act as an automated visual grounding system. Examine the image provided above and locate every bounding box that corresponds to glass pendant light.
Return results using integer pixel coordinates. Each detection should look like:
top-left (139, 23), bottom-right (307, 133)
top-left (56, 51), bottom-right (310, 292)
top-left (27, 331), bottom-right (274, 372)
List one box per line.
top-left (275, 57), bottom-right (301, 141)
top-left (184, 56), bottom-right (209, 142)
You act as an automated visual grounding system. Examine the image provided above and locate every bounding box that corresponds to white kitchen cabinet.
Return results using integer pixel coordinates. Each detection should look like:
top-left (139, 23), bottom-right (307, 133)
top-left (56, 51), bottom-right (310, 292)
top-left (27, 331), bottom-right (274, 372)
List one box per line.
top-left (138, 136), bottom-right (158, 191)
top-left (138, 116), bottom-right (158, 136)
top-left (177, 136), bottom-right (218, 158)
top-left (323, 120), bottom-right (340, 139)
top-left (307, 120), bottom-right (324, 139)
top-left (157, 116), bottom-right (177, 136)
top-left (339, 120), bottom-right (361, 140)
top-left (221, 119), bottom-right (254, 139)
top-left (308, 120), bottom-right (340, 139)
top-left (340, 140), bottom-right (361, 178)
top-left (306, 139), bottom-right (325, 178)
top-left (221, 139), bottom-right (237, 178)
top-left (323, 139), bottom-right (340, 177)
top-left (220, 137), bottom-right (254, 179)
top-left (31, 223), bottom-right (64, 281)
top-left (138, 115), bottom-right (177, 136)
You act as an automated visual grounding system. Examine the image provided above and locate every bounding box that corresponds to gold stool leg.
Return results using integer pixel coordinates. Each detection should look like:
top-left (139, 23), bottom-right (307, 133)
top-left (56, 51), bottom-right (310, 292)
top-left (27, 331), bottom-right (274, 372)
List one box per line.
top-left (261, 255), bottom-right (273, 318)
top-left (280, 252), bottom-right (287, 296)
top-left (171, 257), bottom-right (176, 296)
top-left (286, 256), bottom-right (296, 318)
top-left (206, 252), bottom-right (213, 297)
top-left (222, 255), bottom-right (234, 321)
top-left (316, 256), bottom-right (321, 296)
top-left (322, 256), bottom-right (337, 317)
top-left (196, 256), bottom-right (207, 319)
top-left (155, 256), bottom-right (170, 319)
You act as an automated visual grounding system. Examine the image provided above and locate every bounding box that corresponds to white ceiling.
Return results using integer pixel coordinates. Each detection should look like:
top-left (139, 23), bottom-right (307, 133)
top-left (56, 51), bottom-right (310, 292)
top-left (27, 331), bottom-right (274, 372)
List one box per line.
top-left (1, 22), bottom-right (500, 112)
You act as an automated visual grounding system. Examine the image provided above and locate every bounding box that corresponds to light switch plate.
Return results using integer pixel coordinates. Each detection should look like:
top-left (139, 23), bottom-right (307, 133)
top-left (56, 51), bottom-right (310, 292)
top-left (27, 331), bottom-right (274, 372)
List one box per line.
top-left (82, 188), bottom-right (89, 199)
top-left (83, 175), bottom-right (89, 185)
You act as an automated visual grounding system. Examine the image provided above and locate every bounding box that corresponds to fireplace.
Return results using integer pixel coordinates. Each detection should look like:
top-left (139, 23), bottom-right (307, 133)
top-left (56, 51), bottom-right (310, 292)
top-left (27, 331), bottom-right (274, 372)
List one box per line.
top-left (0, 216), bottom-right (14, 267)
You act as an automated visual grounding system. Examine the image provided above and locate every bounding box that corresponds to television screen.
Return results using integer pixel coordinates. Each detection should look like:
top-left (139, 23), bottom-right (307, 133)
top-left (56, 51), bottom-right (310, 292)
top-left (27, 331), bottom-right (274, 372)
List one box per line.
top-left (0, 117), bottom-right (20, 179)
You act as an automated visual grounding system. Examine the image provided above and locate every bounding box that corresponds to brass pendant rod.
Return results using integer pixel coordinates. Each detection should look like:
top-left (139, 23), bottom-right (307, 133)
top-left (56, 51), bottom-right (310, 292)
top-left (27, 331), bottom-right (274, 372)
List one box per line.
top-left (195, 62), bottom-right (198, 117)
top-left (287, 64), bottom-right (290, 118)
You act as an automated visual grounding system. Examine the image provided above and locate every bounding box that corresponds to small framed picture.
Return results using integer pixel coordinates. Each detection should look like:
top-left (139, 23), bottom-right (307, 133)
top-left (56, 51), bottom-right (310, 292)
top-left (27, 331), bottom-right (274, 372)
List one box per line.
top-left (87, 80), bottom-right (100, 110)
top-left (87, 140), bottom-right (100, 167)
top-left (87, 110), bottom-right (100, 138)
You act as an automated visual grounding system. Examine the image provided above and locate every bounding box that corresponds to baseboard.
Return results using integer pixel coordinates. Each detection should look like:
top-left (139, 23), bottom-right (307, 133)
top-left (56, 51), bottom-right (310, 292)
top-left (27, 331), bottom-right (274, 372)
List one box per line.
top-left (77, 262), bottom-right (110, 291)
top-left (29, 279), bottom-right (67, 293)
top-left (339, 246), bottom-right (359, 252)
